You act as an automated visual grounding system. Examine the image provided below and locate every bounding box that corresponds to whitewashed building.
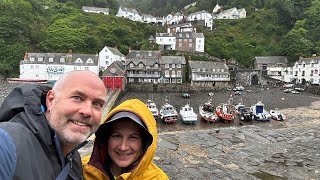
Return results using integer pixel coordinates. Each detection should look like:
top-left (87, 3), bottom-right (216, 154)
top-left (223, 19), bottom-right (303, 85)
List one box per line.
top-left (82, 6), bottom-right (109, 15)
top-left (283, 56), bottom-right (320, 84)
top-left (155, 23), bottom-right (205, 53)
top-left (213, 7), bottom-right (246, 19)
top-left (141, 14), bottom-right (156, 24)
top-left (116, 6), bottom-right (142, 22)
top-left (187, 10), bottom-right (213, 30)
top-left (189, 61), bottom-right (230, 87)
top-left (98, 46), bottom-right (125, 69)
top-left (165, 12), bottom-right (184, 25)
top-left (20, 51), bottom-right (98, 81)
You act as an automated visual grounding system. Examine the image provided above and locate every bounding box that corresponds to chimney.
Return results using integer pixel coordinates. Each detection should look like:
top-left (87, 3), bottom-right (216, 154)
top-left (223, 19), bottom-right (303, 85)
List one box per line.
top-left (24, 51), bottom-right (28, 61)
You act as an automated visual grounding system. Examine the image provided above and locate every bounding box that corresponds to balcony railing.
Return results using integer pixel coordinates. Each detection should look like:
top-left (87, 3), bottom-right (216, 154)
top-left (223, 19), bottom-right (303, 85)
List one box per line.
top-left (126, 74), bottom-right (160, 78)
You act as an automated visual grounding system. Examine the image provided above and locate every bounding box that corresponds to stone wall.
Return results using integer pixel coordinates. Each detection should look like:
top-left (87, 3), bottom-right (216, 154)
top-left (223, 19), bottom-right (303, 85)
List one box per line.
top-left (124, 82), bottom-right (229, 93)
top-left (304, 86), bottom-right (320, 95)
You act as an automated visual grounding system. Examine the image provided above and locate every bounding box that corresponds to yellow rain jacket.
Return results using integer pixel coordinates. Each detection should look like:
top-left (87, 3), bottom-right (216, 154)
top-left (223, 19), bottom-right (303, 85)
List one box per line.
top-left (82, 99), bottom-right (169, 180)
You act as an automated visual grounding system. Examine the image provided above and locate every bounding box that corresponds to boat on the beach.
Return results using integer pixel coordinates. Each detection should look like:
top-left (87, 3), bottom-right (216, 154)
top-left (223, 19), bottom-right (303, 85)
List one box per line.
top-left (270, 109), bottom-right (287, 121)
top-left (199, 99), bottom-right (218, 123)
top-left (216, 98), bottom-right (236, 122)
top-left (179, 103), bottom-right (197, 124)
top-left (145, 99), bottom-right (159, 121)
top-left (159, 98), bottom-right (178, 123)
top-left (251, 101), bottom-right (271, 121)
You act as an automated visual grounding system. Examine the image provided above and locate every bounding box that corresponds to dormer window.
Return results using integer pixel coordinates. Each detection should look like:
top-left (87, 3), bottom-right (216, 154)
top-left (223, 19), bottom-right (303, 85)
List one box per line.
top-left (30, 57), bottom-right (35, 61)
top-left (75, 58), bottom-right (83, 63)
top-left (86, 58), bottom-right (94, 64)
top-left (49, 57), bottom-right (54, 62)
top-left (130, 63), bottom-right (134, 68)
top-left (139, 63), bottom-right (143, 68)
top-left (38, 57), bottom-right (43, 62)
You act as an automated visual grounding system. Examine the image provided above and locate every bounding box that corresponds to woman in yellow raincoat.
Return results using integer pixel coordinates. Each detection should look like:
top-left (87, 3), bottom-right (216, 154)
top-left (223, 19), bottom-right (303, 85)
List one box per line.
top-left (82, 99), bottom-right (169, 180)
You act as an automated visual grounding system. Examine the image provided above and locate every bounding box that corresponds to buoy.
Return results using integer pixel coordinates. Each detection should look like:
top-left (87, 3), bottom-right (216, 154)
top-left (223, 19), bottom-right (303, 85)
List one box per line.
top-left (281, 97), bottom-right (285, 100)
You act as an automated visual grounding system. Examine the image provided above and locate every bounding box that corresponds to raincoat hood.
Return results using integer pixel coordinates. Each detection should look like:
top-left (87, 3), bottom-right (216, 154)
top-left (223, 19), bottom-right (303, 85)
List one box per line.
top-left (83, 99), bottom-right (168, 180)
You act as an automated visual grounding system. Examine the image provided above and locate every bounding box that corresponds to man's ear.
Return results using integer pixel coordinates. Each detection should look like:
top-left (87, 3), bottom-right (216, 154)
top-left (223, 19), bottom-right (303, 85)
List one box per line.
top-left (46, 90), bottom-right (55, 110)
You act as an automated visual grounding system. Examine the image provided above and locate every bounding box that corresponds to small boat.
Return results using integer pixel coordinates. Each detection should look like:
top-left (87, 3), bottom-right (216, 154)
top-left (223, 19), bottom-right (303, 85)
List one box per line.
top-left (199, 99), bottom-right (218, 123)
top-left (159, 99), bottom-right (178, 123)
top-left (179, 103), bottom-right (197, 124)
top-left (145, 99), bottom-right (159, 121)
top-left (216, 98), bottom-right (236, 122)
top-left (238, 106), bottom-right (254, 121)
top-left (251, 101), bottom-right (271, 121)
top-left (270, 109), bottom-right (287, 121)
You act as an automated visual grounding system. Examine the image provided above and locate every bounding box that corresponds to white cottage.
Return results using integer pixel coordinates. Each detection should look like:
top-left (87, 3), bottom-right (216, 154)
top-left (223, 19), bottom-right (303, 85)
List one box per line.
top-left (98, 46), bottom-right (125, 69)
top-left (116, 6), bottom-right (142, 22)
top-left (187, 10), bottom-right (213, 30)
top-left (20, 51), bottom-right (99, 81)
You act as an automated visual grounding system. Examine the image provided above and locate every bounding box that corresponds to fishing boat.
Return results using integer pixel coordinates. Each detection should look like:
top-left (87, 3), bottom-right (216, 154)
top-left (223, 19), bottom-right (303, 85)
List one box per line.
top-left (145, 99), bottom-right (159, 121)
top-left (199, 99), bottom-right (218, 123)
top-left (251, 101), bottom-right (271, 121)
top-left (179, 103), bottom-right (197, 124)
top-left (270, 109), bottom-right (287, 121)
top-left (159, 99), bottom-right (178, 123)
top-left (216, 98), bottom-right (236, 122)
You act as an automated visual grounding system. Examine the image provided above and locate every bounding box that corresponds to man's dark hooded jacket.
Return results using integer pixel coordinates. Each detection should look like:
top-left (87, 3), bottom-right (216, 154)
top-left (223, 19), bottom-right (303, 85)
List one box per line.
top-left (0, 85), bottom-right (84, 180)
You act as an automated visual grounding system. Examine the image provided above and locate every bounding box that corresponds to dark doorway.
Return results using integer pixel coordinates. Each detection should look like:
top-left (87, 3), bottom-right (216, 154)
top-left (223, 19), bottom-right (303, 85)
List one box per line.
top-left (251, 74), bottom-right (259, 85)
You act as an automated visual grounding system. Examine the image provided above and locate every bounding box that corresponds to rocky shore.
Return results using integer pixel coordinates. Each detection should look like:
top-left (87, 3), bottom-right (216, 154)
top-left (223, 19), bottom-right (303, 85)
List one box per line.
top-left (1, 83), bottom-right (320, 179)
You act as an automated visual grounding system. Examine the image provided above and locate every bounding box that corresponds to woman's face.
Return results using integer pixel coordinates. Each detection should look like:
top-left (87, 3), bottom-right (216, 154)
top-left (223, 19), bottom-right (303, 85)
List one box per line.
top-left (107, 119), bottom-right (143, 169)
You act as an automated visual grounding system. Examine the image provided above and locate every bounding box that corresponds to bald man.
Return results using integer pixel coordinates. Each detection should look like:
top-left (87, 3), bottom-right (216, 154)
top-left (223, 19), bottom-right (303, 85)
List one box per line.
top-left (0, 71), bottom-right (106, 180)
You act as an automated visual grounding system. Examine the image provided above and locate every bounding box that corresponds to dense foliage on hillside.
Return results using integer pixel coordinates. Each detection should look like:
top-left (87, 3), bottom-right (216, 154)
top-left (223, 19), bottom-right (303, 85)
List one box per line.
top-left (0, 0), bottom-right (319, 78)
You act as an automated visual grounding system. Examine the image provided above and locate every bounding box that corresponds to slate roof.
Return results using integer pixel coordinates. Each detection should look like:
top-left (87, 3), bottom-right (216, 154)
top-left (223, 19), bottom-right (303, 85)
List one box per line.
top-left (22, 52), bottom-right (98, 65)
top-left (189, 61), bottom-right (228, 70)
top-left (255, 56), bottom-right (288, 65)
top-left (107, 46), bottom-right (124, 57)
top-left (82, 6), bottom-right (109, 13)
top-left (161, 56), bottom-right (186, 64)
top-left (126, 50), bottom-right (161, 66)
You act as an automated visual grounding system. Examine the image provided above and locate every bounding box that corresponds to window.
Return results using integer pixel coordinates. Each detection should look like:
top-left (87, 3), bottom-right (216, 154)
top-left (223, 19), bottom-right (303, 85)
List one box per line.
top-left (165, 64), bottom-right (169, 68)
top-left (106, 56), bottom-right (109, 59)
top-left (130, 63), bottom-right (134, 68)
top-left (154, 64), bottom-right (158, 68)
top-left (30, 57), bottom-right (35, 61)
top-left (179, 39), bottom-right (182, 42)
top-left (302, 71), bottom-right (305, 76)
top-left (311, 70), bottom-right (314, 76)
top-left (172, 79), bottom-right (176, 83)
top-left (49, 58), bottom-right (54, 62)
top-left (172, 71), bottom-right (175, 75)
top-left (139, 63), bottom-right (143, 68)
top-left (165, 70), bottom-right (169, 75)
top-left (177, 70), bottom-right (181, 76)
top-left (198, 40), bottom-right (201, 43)
top-left (189, 39), bottom-right (192, 42)
top-left (189, 43), bottom-right (192, 48)
top-left (179, 44), bottom-right (182, 47)
top-left (60, 57), bottom-right (65, 63)
top-left (184, 39), bottom-right (187, 42)
top-left (105, 49), bottom-right (108, 52)
top-left (179, 34), bottom-right (182, 37)
top-left (105, 61), bottom-right (109, 66)
top-left (38, 57), bottom-right (43, 62)
top-left (198, 45), bottom-right (201, 48)
top-left (177, 64), bottom-right (181, 68)
top-left (172, 64), bottom-right (175, 68)
top-left (186, 34), bottom-right (189, 38)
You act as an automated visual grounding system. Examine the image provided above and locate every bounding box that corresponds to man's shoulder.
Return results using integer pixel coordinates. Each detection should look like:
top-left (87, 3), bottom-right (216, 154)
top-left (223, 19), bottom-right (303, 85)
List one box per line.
top-left (0, 128), bottom-right (17, 179)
